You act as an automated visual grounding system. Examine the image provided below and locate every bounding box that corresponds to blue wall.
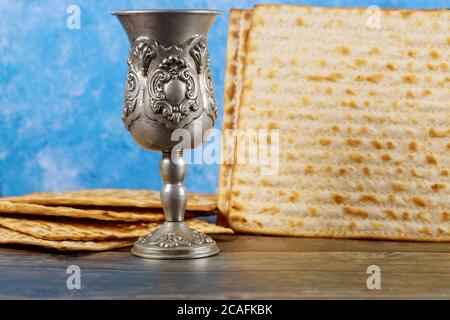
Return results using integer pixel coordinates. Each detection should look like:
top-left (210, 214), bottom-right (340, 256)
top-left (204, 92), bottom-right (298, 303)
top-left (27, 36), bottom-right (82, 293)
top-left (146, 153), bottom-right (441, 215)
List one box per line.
top-left (0, 0), bottom-right (448, 196)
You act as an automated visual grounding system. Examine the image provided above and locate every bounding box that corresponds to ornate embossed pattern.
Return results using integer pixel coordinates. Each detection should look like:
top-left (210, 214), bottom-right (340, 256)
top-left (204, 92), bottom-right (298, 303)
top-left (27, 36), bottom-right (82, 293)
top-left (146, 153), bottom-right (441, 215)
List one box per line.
top-left (122, 37), bottom-right (157, 128)
top-left (148, 55), bottom-right (199, 125)
top-left (121, 35), bottom-right (217, 130)
top-left (138, 230), bottom-right (214, 248)
top-left (204, 63), bottom-right (218, 120)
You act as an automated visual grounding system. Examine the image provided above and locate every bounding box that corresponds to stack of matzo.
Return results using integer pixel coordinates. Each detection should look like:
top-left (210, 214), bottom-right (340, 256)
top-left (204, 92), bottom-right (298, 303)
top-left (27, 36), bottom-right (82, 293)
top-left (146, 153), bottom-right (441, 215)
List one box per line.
top-left (0, 189), bottom-right (232, 251)
top-left (219, 5), bottom-right (449, 241)
top-left (218, 9), bottom-right (253, 225)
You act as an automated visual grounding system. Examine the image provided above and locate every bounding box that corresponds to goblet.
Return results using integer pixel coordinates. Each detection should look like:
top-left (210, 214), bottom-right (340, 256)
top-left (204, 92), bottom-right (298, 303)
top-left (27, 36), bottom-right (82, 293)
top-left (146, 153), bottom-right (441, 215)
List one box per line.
top-left (112, 10), bottom-right (221, 259)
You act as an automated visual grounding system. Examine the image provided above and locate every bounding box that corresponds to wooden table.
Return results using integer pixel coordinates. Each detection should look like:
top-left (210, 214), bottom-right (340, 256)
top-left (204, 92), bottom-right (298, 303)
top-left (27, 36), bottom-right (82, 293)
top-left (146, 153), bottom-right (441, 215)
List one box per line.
top-left (0, 235), bottom-right (449, 299)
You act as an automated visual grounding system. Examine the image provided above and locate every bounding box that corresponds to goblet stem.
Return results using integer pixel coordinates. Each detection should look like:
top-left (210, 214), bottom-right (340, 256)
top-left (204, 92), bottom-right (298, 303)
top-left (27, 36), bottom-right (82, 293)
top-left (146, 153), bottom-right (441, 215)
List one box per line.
top-left (131, 148), bottom-right (220, 259)
top-left (160, 149), bottom-right (187, 222)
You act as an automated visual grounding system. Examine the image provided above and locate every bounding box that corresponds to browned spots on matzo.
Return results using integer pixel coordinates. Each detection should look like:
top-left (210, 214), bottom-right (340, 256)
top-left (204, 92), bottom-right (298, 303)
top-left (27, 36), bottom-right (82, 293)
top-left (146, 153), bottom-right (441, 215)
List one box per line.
top-left (288, 190), bottom-right (300, 202)
top-left (229, 215), bottom-right (247, 224)
top-left (371, 222), bottom-right (384, 230)
top-left (256, 16), bottom-right (265, 27)
top-left (363, 166), bottom-right (372, 176)
top-left (409, 141), bottom-right (418, 152)
top-left (429, 128), bottom-right (449, 138)
top-left (336, 46), bottom-right (351, 55)
top-left (319, 138), bottom-right (332, 146)
top-left (411, 196), bottom-right (427, 207)
top-left (346, 139), bottom-right (361, 147)
top-left (332, 193), bottom-right (349, 204)
top-left (268, 121), bottom-right (279, 129)
top-left (418, 212), bottom-right (430, 222)
top-left (420, 226), bottom-right (433, 235)
top-left (425, 154), bottom-right (438, 165)
top-left (407, 50), bottom-right (417, 58)
top-left (402, 74), bottom-right (418, 84)
top-left (267, 68), bottom-right (277, 79)
top-left (260, 178), bottom-right (273, 187)
top-left (411, 168), bottom-right (425, 178)
top-left (307, 72), bottom-right (343, 82)
top-left (330, 124), bottom-right (340, 133)
top-left (225, 106), bottom-right (234, 115)
top-left (289, 57), bottom-right (298, 65)
top-left (368, 47), bottom-right (381, 55)
top-left (341, 100), bottom-right (359, 109)
top-left (384, 209), bottom-right (397, 220)
top-left (354, 58), bottom-right (367, 67)
top-left (254, 221), bottom-right (264, 228)
top-left (402, 212), bottom-right (411, 221)
top-left (349, 152), bottom-right (365, 163)
top-left (355, 74), bottom-right (383, 84)
top-left (230, 29), bottom-right (239, 39)
top-left (431, 183), bottom-right (446, 192)
top-left (400, 10), bottom-right (414, 18)
top-left (286, 152), bottom-right (295, 161)
top-left (308, 206), bottom-right (319, 217)
top-left (226, 82), bottom-right (236, 100)
top-left (396, 166), bottom-right (405, 175)
top-left (391, 182), bottom-right (408, 192)
top-left (426, 63), bottom-right (437, 71)
top-left (295, 16), bottom-right (305, 26)
top-left (228, 63), bottom-right (237, 77)
top-left (258, 205), bottom-right (281, 214)
top-left (429, 49), bottom-right (440, 60)
top-left (271, 56), bottom-right (284, 66)
top-left (406, 91), bottom-right (415, 99)
top-left (304, 164), bottom-right (315, 174)
top-left (301, 96), bottom-right (310, 106)
top-left (442, 212), bottom-right (449, 222)
top-left (342, 206), bottom-right (369, 218)
top-left (371, 140), bottom-right (383, 150)
top-left (345, 88), bottom-right (356, 95)
top-left (359, 194), bottom-right (381, 204)
top-left (243, 80), bottom-right (253, 91)
top-left (231, 201), bottom-right (245, 211)
top-left (385, 62), bottom-right (396, 71)
top-left (288, 219), bottom-right (304, 227)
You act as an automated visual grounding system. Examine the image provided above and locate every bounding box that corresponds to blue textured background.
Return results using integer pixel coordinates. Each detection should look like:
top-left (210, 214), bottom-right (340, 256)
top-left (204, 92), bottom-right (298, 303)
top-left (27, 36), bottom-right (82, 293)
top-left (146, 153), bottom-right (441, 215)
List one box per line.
top-left (0, 0), bottom-right (448, 196)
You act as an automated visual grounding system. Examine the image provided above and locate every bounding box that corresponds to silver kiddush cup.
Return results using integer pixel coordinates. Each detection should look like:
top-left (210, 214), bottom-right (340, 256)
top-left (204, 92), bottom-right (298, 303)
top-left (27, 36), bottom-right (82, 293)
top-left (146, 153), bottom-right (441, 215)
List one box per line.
top-left (112, 10), bottom-right (221, 259)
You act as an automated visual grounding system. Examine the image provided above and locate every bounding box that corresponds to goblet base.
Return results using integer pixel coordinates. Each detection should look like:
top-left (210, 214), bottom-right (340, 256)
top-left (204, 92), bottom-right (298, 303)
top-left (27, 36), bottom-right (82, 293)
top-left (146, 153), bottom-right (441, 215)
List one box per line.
top-left (131, 221), bottom-right (219, 259)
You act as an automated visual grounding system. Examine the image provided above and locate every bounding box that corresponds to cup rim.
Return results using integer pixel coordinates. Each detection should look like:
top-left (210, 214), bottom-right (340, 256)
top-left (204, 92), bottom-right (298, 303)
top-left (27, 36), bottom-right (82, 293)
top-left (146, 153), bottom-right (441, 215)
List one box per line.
top-left (111, 9), bottom-right (221, 16)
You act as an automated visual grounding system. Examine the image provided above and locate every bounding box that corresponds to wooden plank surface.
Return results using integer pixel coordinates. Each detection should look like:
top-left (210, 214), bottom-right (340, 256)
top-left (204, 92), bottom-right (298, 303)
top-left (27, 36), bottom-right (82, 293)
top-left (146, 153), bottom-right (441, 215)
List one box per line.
top-left (0, 235), bottom-right (449, 299)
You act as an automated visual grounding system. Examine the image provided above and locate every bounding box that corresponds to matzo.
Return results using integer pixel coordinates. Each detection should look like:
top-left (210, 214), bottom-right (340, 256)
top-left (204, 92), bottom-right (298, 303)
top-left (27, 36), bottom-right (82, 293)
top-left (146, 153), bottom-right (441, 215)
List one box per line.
top-left (228, 5), bottom-right (450, 241)
top-left (1, 189), bottom-right (217, 211)
top-left (0, 226), bottom-right (134, 251)
top-left (218, 9), bottom-right (253, 222)
top-left (0, 216), bottom-right (233, 241)
top-left (0, 200), bottom-right (206, 222)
